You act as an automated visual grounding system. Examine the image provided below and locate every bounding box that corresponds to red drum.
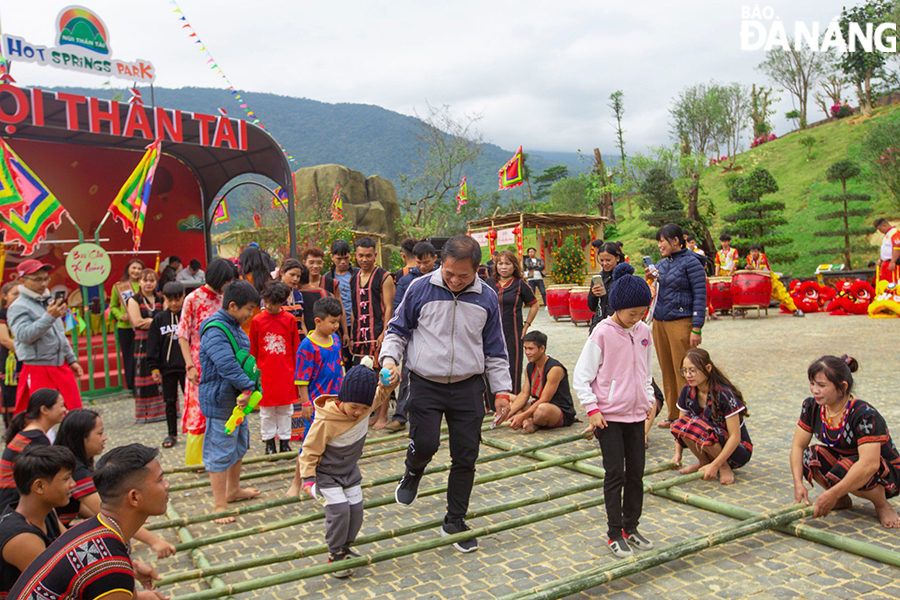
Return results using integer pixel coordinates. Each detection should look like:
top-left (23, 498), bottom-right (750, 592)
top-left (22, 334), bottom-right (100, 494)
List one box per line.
top-left (546, 285), bottom-right (572, 320)
top-left (568, 286), bottom-right (593, 325)
top-left (732, 270), bottom-right (772, 307)
top-left (708, 277), bottom-right (733, 311)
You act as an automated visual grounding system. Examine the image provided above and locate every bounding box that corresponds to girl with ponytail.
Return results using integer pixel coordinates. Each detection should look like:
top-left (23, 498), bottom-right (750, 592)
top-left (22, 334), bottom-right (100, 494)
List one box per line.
top-left (791, 355), bottom-right (900, 528)
top-left (0, 389), bottom-right (67, 507)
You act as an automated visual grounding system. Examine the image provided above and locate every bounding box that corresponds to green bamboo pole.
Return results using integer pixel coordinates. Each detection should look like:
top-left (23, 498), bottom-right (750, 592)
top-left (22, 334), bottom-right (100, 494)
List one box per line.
top-left (172, 447), bottom-right (603, 553)
top-left (164, 416), bottom-right (494, 474)
top-left (494, 505), bottom-right (816, 600)
top-left (161, 474), bottom-right (610, 586)
top-left (165, 504), bottom-right (236, 600)
top-left (169, 472), bottom-right (705, 600)
top-left (150, 433), bottom-right (587, 530)
top-left (654, 487), bottom-right (900, 568)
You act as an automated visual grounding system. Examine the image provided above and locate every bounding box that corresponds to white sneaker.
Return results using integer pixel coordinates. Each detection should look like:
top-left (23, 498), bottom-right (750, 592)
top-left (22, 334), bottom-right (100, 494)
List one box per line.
top-left (607, 537), bottom-right (633, 558)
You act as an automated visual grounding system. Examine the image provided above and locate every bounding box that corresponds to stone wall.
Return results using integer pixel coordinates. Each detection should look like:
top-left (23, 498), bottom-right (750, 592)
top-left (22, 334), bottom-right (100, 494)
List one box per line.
top-left (293, 164), bottom-right (401, 245)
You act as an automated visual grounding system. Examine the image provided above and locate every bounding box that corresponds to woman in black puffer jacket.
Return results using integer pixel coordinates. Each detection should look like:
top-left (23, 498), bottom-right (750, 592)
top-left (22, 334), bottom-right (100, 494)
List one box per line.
top-left (652, 223), bottom-right (707, 428)
top-left (586, 242), bottom-right (625, 331)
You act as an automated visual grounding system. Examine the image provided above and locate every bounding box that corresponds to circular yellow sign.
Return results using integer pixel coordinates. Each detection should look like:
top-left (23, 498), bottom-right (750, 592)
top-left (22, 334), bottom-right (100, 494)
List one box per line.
top-left (65, 243), bottom-right (112, 287)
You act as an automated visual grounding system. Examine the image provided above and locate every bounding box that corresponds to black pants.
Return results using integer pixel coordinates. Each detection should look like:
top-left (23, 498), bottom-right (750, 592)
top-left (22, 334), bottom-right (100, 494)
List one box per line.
top-left (528, 279), bottom-right (546, 303)
top-left (393, 362), bottom-right (411, 424)
top-left (118, 328), bottom-right (136, 391)
top-left (596, 421), bottom-right (645, 539)
top-left (161, 371), bottom-right (185, 438)
top-left (406, 372), bottom-right (485, 520)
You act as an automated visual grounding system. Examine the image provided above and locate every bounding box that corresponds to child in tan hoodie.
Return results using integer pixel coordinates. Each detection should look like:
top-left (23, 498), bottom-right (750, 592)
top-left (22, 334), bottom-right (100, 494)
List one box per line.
top-left (299, 365), bottom-right (396, 578)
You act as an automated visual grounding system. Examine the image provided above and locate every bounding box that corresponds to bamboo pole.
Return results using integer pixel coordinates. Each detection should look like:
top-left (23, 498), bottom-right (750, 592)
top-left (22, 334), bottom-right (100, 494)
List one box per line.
top-left (172, 448), bottom-right (603, 552)
top-left (164, 416), bottom-right (494, 475)
top-left (653, 487), bottom-right (900, 569)
top-left (165, 505), bottom-right (236, 600)
top-left (169, 472), bottom-right (705, 600)
top-left (161, 473), bottom-right (610, 586)
top-left (493, 505), bottom-right (815, 600)
top-left (149, 433), bottom-right (588, 530)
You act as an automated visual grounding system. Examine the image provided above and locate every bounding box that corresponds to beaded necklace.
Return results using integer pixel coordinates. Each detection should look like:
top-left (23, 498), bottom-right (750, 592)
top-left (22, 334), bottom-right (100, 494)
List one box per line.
top-left (820, 398), bottom-right (853, 447)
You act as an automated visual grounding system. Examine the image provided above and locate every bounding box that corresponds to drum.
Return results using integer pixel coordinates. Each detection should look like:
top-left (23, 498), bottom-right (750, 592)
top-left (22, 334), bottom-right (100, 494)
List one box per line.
top-left (732, 270), bottom-right (772, 307)
top-left (568, 286), bottom-right (593, 325)
top-left (546, 285), bottom-right (572, 320)
top-left (708, 276), bottom-right (733, 311)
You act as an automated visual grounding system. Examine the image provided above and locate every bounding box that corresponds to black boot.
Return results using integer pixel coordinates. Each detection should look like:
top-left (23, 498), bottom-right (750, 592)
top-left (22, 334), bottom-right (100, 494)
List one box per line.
top-left (279, 440), bottom-right (292, 453)
top-left (265, 439), bottom-right (277, 455)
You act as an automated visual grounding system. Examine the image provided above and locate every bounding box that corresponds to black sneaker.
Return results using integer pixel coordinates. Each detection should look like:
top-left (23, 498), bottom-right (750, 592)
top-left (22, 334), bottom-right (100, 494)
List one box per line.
top-left (395, 470), bottom-right (422, 506)
top-left (623, 529), bottom-right (653, 551)
top-left (441, 516), bottom-right (478, 553)
top-left (265, 439), bottom-right (277, 455)
top-left (279, 440), bottom-right (292, 453)
top-left (327, 552), bottom-right (354, 578)
top-left (607, 537), bottom-right (633, 558)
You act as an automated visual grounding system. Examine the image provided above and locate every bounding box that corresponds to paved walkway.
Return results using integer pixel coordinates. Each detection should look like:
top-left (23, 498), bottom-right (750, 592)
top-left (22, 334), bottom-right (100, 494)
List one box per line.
top-left (89, 309), bottom-right (900, 599)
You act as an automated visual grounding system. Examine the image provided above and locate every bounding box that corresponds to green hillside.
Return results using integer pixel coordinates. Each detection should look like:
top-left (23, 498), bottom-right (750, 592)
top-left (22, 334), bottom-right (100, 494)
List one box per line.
top-left (613, 103), bottom-right (900, 278)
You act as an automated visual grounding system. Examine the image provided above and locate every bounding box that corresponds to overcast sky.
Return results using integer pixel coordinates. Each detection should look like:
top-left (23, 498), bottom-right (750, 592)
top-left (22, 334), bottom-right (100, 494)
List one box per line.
top-left (4, 1), bottom-right (862, 155)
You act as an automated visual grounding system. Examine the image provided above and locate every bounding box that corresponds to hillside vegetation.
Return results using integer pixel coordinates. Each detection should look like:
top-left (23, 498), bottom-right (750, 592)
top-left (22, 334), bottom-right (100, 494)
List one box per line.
top-left (614, 103), bottom-right (900, 277)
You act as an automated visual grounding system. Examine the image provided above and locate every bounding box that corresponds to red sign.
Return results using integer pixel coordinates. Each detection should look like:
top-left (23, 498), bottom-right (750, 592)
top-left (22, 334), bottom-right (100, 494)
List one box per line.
top-left (0, 84), bottom-right (248, 150)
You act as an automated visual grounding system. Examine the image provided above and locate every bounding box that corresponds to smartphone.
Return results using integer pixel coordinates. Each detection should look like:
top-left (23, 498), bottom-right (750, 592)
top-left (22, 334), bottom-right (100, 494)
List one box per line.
top-left (591, 275), bottom-right (606, 296)
top-left (54, 291), bottom-right (66, 303)
top-left (642, 256), bottom-right (654, 269)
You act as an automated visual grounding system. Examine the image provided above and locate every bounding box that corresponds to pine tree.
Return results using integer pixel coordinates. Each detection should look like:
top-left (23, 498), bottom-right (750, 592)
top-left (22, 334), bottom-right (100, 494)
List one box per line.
top-left (813, 160), bottom-right (872, 269)
top-left (639, 168), bottom-right (686, 229)
top-left (551, 235), bottom-right (587, 285)
top-left (723, 167), bottom-right (797, 263)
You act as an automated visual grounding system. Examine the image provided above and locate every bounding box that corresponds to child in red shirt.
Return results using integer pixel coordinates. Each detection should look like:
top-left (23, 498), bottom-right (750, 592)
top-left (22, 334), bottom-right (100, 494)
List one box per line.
top-left (250, 281), bottom-right (301, 455)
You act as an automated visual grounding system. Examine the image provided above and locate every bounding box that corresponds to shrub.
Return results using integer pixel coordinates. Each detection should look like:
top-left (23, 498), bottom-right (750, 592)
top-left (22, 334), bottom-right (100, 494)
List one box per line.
top-left (551, 235), bottom-right (587, 285)
top-left (830, 103), bottom-right (854, 119)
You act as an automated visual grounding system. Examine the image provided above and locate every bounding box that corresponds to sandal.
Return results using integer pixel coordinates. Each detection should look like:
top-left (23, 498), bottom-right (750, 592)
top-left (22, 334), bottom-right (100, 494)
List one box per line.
top-left (162, 436), bottom-right (177, 448)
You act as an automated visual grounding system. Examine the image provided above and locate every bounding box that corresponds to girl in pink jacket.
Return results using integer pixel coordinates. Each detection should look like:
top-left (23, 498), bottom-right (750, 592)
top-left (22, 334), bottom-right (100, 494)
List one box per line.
top-left (574, 262), bottom-right (656, 559)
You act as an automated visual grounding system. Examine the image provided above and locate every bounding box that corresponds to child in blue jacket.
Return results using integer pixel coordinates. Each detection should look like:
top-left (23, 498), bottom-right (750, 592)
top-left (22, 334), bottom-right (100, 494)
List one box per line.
top-left (199, 279), bottom-right (263, 523)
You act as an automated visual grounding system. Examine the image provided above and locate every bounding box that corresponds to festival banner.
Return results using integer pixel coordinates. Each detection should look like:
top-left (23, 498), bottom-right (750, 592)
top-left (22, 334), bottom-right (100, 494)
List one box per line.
top-left (331, 185), bottom-right (343, 221)
top-left (213, 198), bottom-right (230, 224)
top-left (499, 146), bottom-right (525, 190)
top-left (107, 139), bottom-right (162, 251)
top-left (0, 138), bottom-right (30, 218)
top-left (456, 175), bottom-right (468, 214)
top-left (0, 142), bottom-right (67, 255)
top-left (271, 186), bottom-right (289, 209)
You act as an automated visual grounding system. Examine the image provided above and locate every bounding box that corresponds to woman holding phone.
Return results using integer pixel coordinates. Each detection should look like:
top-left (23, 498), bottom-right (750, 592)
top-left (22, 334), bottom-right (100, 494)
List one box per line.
top-left (587, 242), bottom-right (625, 331)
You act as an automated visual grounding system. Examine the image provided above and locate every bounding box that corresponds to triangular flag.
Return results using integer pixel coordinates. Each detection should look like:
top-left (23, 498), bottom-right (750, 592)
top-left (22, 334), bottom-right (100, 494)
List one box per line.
top-left (107, 139), bottom-right (162, 251)
top-left (499, 146), bottom-right (525, 190)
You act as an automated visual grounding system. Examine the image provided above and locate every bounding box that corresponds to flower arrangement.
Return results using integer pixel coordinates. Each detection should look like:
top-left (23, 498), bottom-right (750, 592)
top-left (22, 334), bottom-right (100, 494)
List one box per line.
top-left (551, 235), bottom-right (587, 285)
top-left (750, 133), bottom-right (778, 148)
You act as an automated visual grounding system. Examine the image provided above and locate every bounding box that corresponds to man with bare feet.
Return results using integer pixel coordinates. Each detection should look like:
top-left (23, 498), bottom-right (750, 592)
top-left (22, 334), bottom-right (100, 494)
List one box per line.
top-left (199, 280), bottom-right (263, 524)
top-left (495, 330), bottom-right (575, 433)
top-left (791, 355), bottom-right (900, 528)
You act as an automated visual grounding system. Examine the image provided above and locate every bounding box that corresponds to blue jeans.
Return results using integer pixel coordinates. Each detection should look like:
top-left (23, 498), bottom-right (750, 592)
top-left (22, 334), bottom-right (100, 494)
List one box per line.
top-left (203, 416), bottom-right (250, 473)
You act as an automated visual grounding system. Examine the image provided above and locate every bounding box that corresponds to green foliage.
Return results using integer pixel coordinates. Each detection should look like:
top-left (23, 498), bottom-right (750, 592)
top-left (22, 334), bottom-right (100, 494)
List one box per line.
top-left (533, 165), bottom-right (569, 200)
top-left (639, 168), bottom-right (683, 223)
top-left (839, 0), bottom-right (895, 114)
top-left (798, 135), bottom-right (818, 160)
top-left (814, 159), bottom-right (872, 268)
top-left (669, 81), bottom-right (750, 157)
top-left (724, 167), bottom-right (797, 263)
top-left (551, 235), bottom-right (587, 285)
top-left (860, 113), bottom-right (900, 206)
top-left (549, 177), bottom-right (593, 214)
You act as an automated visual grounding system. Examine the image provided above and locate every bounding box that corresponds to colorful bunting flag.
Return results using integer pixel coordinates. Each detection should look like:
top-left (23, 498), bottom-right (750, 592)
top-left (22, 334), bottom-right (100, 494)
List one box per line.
top-left (271, 186), bottom-right (289, 209)
top-left (213, 198), bottom-right (230, 224)
top-left (455, 175), bottom-right (468, 214)
top-left (499, 146), bottom-right (525, 190)
top-left (107, 139), bottom-right (162, 251)
top-left (0, 140), bottom-right (67, 255)
top-left (331, 185), bottom-right (343, 221)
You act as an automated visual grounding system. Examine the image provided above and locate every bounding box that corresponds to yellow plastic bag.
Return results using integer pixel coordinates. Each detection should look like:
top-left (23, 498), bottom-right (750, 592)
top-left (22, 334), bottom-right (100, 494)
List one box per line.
top-left (185, 433), bottom-right (204, 467)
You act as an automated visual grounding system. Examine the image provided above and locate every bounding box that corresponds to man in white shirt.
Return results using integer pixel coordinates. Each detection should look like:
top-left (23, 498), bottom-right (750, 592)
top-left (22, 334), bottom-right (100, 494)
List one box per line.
top-left (176, 259), bottom-right (206, 287)
top-left (523, 248), bottom-right (546, 304)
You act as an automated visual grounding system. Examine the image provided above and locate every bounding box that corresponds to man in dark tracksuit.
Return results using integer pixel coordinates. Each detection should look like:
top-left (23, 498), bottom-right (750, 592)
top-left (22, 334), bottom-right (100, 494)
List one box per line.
top-left (381, 235), bottom-right (512, 553)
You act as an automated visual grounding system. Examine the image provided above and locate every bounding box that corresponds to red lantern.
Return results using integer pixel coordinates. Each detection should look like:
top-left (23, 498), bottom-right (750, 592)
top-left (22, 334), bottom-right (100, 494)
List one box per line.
top-left (487, 227), bottom-right (498, 255)
top-left (512, 224), bottom-right (523, 258)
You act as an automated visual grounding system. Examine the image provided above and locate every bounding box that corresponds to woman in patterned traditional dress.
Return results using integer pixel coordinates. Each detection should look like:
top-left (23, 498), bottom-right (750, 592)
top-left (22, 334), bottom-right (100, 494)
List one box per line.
top-left (126, 269), bottom-right (164, 423)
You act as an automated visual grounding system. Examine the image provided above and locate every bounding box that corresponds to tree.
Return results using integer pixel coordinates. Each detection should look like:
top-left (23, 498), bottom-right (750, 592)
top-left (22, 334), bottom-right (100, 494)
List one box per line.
top-left (750, 84), bottom-right (777, 138)
top-left (724, 167), bottom-right (797, 263)
top-left (639, 168), bottom-right (685, 228)
top-left (533, 165), bottom-right (568, 200)
top-left (798, 135), bottom-right (818, 160)
top-left (670, 82), bottom-right (723, 156)
top-left (839, 0), bottom-right (895, 117)
top-left (715, 83), bottom-right (751, 159)
top-left (757, 41), bottom-right (831, 129)
top-left (861, 115), bottom-right (900, 207)
top-left (548, 177), bottom-right (592, 214)
top-left (813, 72), bottom-right (847, 119)
top-left (813, 160), bottom-right (872, 268)
top-left (398, 103), bottom-right (483, 228)
top-left (608, 90), bottom-right (632, 219)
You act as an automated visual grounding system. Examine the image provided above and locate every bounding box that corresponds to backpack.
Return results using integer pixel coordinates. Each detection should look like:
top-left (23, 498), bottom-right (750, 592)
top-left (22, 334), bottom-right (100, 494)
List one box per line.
top-left (201, 321), bottom-right (260, 389)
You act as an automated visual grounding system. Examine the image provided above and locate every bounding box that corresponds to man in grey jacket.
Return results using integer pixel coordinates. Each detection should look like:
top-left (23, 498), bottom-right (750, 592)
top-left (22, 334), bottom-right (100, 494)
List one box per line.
top-left (8, 260), bottom-right (82, 412)
top-left (380, 234), bottom-right (511, 553)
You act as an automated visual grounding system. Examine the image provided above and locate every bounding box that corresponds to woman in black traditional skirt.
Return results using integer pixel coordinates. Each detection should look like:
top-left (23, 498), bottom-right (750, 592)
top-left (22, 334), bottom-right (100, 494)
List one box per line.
top-left (126, 269), bottom-right (165, 423)
top-left (487, 251), bottom-right (539, 401)
top-left (0, 282), bottom-right (20, 426)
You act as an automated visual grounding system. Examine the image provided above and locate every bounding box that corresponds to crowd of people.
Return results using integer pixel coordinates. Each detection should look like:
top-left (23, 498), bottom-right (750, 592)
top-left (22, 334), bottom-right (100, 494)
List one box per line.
top-left (0, 220), bottom-right (897, 595)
